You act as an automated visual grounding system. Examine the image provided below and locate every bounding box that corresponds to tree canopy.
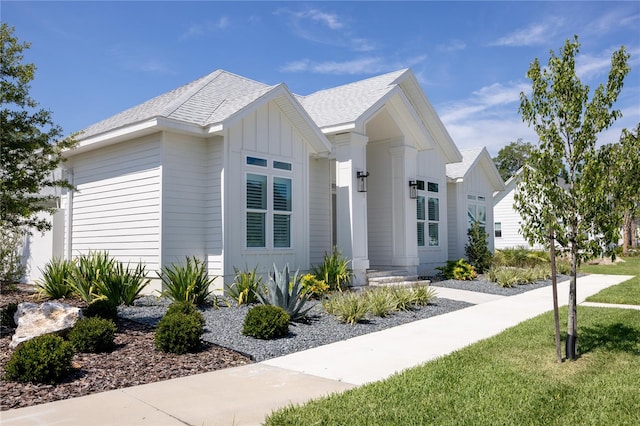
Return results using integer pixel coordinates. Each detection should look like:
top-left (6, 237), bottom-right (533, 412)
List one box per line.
top-left (0, 23), bottom-right (76, 232)
top-left (515, 35), bottom-right (630, 360)
top-left (492, 139), bottom-right (534, 181)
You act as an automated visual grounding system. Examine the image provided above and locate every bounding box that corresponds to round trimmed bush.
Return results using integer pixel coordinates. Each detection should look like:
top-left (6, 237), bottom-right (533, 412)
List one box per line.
top-left (84, 298), bottom-right (118, 322)
top-left (166, 301), bottom-right (205, 328)
top-left (4, 334), bottom-right (74, 384)
top-left (68, 317), bottom-right (116, 353)
top-left (242, 305), bottom-right (290, 340)
top-left (154, 312), bottom-right (203, 354)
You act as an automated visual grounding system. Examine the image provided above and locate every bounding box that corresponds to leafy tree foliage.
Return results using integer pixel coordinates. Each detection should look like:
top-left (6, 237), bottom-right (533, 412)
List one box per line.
top-left (465, 221), bottom-right (492, 273)
top-left (515, 36), bottom-right (630, 360)
top-left (493, 139), bottom-right (534, 181)
top-left (1, 24), bottom-right (76, 232)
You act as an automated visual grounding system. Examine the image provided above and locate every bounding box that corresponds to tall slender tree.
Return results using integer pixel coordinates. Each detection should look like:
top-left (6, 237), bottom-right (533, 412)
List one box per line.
top-left (1, 23), bottom-right (76, 232)
top-left (515, 36), bottom-right (630, 360)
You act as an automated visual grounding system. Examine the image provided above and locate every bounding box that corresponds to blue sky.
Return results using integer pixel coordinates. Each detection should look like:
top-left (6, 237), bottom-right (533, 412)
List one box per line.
top-left (5, 1), bottom-right (640, 156)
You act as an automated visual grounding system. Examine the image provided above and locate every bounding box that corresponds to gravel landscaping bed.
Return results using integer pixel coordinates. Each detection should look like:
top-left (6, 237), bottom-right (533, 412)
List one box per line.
top-left (429, 274), bottom-right (572, 296)
top-left (119, 296), bottom-right (473, 362)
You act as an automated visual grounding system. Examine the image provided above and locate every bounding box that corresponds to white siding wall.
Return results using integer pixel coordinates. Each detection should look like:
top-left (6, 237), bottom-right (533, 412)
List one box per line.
top-left (161, 134), bottom-right (208, 267)
top-left (309, 157), bottom-right (332, 266)
top-left (205, 136), bottom-right (225, 282)
top-left (226, 101), bottom-right (310, 277)
top-left (68, 134), bottom-right (162, 271)
top-left (416, 150), bottom-right (448, 275)
top-left (493, 182), bottom-right (543, 250)
top-left (367, 140), bottom-right (393, 266)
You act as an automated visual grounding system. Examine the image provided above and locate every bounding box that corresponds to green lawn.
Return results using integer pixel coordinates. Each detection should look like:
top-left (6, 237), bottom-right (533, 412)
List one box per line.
top-left (582, 257), bottom-right (640, 305)
top-left (266, 306), bottom-right (640, 425)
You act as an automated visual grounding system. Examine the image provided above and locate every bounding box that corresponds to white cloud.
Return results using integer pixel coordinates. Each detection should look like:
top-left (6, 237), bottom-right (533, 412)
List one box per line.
top-left (302, 9), bottom-right (344, 30)
top-left (440, 82), bottom-right (530, 123)
top-left (437, 39), bottom-right (466, 52)
top-left (490, 17), bottom-right (564, 47)
top-left (180, 17), bottom-right (231, 40)
top-left (281, 55), bottom-right (427, 75)
top-left (577, 46), bottom-right (640, 81)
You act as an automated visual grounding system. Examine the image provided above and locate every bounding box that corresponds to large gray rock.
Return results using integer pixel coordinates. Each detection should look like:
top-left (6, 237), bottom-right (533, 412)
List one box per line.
top-left (10, 302), bottom-right (83, 348)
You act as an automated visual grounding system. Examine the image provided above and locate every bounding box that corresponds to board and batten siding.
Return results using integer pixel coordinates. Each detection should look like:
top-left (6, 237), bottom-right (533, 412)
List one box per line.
top-left (67, 134), bottom-right (162, 271)
top-left (366, 140), bottom-right (394, 266)
top-left (161, 134), bottom-right (208, 270)
top-left (226, 100), bottom-right (310, 277)
top-left (309, 157), bottom-right (331, 266)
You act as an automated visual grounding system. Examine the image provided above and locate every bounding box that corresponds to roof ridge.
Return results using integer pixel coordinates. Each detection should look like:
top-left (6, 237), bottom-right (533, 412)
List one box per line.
top-left (160, 70), bottom-right (224, 117)
top-left (202, 83), bottom-right (278, 125)
top-left (303, 68), bottom-right (409, 97)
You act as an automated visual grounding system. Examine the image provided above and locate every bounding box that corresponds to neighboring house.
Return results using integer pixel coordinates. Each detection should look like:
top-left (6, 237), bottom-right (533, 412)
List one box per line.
top-left (492, 168), bottom-right (543, 250)
top-left (52, 68), bottom-right (500, 290)
top-left (446, 147), bottom-right (505, 260)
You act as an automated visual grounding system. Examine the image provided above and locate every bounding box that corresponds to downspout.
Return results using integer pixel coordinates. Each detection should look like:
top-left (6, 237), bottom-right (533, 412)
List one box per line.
top-left (65, 168), bottom-right (74, 260)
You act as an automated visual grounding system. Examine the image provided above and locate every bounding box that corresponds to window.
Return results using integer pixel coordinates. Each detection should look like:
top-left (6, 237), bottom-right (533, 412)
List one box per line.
top-left (245, 168), bottom-right (292, 249)
top-left (427, 182), bottom-right (439, 192)
top-left (273, 177), bottom-right (292, 248)
top-left (495, 222), bottom-right (502, 238)
top-left (467, 194), bottom-right (487, 232)
top-left (417, 194), bottom-right (439, 247)
top-left (247, 156), bottom-right (267, 167)
top-left (273, 160), bottom-right (292, 171)
top-left (246, 174), bottom-right (267, 247)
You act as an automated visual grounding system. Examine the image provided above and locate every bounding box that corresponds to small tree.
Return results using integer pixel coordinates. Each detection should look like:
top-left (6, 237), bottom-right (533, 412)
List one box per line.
top-left (1, 24), bottom-right (76, 232)
top-left (516, 35), bottom-right (630, 360)
top-left (493, 139), bottom-right (534, 181)
top-left (465, 221), bottom-right (492, 274)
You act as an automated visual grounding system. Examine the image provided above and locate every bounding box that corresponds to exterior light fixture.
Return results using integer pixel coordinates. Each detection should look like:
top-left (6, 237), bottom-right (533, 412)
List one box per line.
top-left (357, 171), bottom-right (369, 192)
top-left (409, 180), bottom-right (418, 199)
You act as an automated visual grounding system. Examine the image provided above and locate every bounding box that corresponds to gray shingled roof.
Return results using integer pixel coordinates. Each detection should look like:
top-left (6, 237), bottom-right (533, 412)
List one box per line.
top-left (446, 147), bottom-right (485, 179)
top-left (80, 70), bottom-right (272, 139)
top-left (297, 69), bottom-right (408, 128)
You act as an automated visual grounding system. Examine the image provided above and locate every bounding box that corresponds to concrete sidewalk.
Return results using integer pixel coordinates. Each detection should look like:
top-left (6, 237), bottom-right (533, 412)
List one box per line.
top-left (1, 274), bottom-right (634, 426)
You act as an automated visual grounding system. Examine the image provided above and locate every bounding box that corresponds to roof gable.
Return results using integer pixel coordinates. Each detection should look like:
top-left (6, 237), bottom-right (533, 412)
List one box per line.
top-left (447, 147), bottom-right (505, 191)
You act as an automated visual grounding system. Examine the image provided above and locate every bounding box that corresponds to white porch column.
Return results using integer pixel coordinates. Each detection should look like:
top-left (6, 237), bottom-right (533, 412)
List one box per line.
top-left (390, 145), bottom-right (419, 273)
top-left (334, 132), bottom-right (369, 286)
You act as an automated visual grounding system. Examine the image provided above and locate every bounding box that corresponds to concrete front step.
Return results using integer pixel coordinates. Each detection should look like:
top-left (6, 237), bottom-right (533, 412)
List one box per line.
top-left (366, 270), bottom-right (409, 278)
top-left (368, 279), bottom-right (431, 288)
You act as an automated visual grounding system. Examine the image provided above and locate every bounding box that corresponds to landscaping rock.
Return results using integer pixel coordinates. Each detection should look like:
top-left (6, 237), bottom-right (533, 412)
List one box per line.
top-left (10, 302), bottom-right (83, 348)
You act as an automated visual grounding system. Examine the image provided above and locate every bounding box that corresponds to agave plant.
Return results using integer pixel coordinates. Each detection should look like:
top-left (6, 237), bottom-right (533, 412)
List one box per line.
top-left (257, 264), bottom-right (312, 322)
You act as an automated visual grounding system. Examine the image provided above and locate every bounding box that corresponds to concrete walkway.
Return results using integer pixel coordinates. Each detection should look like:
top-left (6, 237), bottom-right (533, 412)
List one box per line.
top-left (1, 274), bottom-right (635, 426)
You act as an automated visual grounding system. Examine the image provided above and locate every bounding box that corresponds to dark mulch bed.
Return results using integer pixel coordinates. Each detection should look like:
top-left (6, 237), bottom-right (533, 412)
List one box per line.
top-left (0, 286), bottom-right (251, 411)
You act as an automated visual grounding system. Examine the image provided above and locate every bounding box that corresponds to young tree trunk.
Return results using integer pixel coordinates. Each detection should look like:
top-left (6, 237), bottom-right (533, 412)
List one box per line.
top-left (622, 210), bottom-right (631, 254)
top-left (566, 244), bottom-right (579, 360)
top-left (549, 226), bottom-right (562, 363)
top-left (632, 217), bottom-right (638, 250)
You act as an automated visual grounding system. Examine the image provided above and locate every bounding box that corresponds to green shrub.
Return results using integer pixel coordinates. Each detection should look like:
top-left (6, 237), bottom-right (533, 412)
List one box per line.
top-left (410, 285), bottom-right (438, 306)
top-left (94, 260), bottom-right (149, 306)
top-left (165, 301), bottom-right (205, 328)
top-left (436, 259), bottom-right (477, 281)
top-left (154, 312), bottom-right (203, 354)
top-left (3, 334), bottom-right (74, 384)
top-left (36, 258), bottom-right (75, 299)
top-left (258, 264), bottom-right (312, 322)
top-left (1, 303), bottom-right (18, 328)
top-left (299, 273), bottom-right (329, 298)
top-left (68, 317), bottom-right (116, 353)
top-left (158, 257), bottom-right (215, 307)
top-left (493, 248), bottom-right (549, 268)
top-left (0, 224), bottom-right (26, 288)
top-left (465, 221), bottom-right (493, 273)
top-left (311, 247), bottom-right (353, 291)
top-left (225, 266), bottom-right (261, 305)
top-left (364, 288), bottom-right (397, 317)
top-left (389, 287), bottom-right (417, 311)
top-left (70, 251), bottom-right (116, 303)
top-left (242, 305), bottom-right (290, 340)
top-left (487, 266), bottom-right (521, 288)
top-left (83, 298), bottom-right (118, 321)
top-left (323, 292), bottom-right (369, 325)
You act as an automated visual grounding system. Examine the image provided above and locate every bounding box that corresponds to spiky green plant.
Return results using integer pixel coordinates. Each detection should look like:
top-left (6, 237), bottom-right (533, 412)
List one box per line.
top-left (35, 258), bottom-right (75, 299)
top-left (69, 251), bottom-right (116, 303)
top-left (257, 264), bottom-right (312, 322)
top-left (157, 257), bottom-right (215, 306)
top-left (323, 291), bottom-right (369, 324)
top-left (364, 288), bottom-right (398, 317)
top-left (311, 247), bottom-right (353, 291)
top-left (94, 260), bottom-right (149, 306)
top-left (389, 287), bottom-right (416, 311)
top-left (410, 284), bottom-right (438, 306)
top-left (225, 266), bottom-right (261, 306)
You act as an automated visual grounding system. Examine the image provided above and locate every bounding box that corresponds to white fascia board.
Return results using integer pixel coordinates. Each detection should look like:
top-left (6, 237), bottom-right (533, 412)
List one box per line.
top-left (66, 117), bottom-right (205, 156)
top-left (320, 123), bottom-right (356, 135)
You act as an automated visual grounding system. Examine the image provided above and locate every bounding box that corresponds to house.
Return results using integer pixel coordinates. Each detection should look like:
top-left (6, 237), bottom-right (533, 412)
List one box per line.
top-left (492, 168), bottom-right (543, 250)
top-left (49, 68), bottom-right (502, 290)
top-left (446, 147), bottom-right (505, 260)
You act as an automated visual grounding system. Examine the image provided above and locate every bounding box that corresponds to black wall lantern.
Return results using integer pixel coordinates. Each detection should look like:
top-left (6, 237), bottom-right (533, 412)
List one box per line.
top-left (357, 171), bottom-right (370, 192)
top-left (409, 180), bottom-right (418, 199)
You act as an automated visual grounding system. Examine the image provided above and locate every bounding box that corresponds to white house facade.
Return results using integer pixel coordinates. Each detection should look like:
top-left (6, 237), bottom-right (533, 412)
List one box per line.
top-left (43, 69), bottom-right (504, 290)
